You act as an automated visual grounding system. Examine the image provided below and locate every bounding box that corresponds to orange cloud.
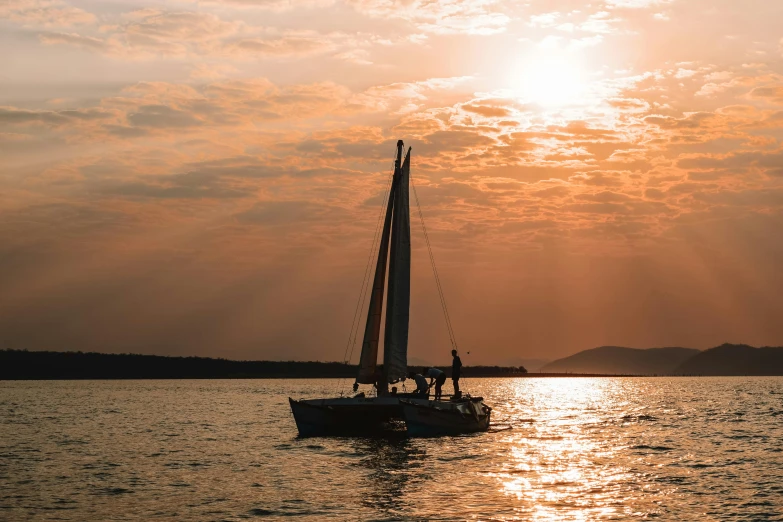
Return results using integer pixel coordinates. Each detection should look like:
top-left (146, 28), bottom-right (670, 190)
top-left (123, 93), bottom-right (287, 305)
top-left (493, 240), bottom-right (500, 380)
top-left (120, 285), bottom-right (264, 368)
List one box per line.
top-left (0, 0), bottom-right (96, 27)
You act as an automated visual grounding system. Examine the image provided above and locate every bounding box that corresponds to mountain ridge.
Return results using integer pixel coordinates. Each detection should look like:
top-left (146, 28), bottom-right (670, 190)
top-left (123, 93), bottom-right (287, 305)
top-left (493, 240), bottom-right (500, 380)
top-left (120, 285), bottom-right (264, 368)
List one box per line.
top-left (674, 343), bottom-right (783, 376)
top-left (542, 344), bottom-right (783, 375)
top-left (541, 346), bottom-right (699, 375)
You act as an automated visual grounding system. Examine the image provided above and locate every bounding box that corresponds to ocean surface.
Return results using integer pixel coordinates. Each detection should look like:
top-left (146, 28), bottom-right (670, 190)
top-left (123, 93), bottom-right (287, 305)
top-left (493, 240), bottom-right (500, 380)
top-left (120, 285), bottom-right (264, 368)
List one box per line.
top-left (2, 377), bottom-right (782, 521)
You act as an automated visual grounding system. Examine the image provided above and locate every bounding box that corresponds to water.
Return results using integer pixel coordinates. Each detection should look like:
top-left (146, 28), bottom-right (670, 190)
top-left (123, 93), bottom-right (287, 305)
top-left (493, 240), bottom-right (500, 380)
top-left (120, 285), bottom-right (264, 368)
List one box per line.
top-left (2, 378), bottom-right (782, 521)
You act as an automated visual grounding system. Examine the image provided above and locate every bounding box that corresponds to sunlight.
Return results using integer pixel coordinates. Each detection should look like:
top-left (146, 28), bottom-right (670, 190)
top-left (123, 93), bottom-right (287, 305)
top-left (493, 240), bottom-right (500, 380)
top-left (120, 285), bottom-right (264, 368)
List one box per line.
top-left (509, 54), bottom-right (589, 107)
top-left (487, 378), bottom-right (631, 520)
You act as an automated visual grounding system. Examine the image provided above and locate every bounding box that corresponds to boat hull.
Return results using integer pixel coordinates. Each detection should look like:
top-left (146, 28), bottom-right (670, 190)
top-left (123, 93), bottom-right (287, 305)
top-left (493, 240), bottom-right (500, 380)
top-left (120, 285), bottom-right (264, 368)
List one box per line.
top-left (289, 396), bottom-right (410, 436)
top-left (401, 398), bottom-right (491, 436)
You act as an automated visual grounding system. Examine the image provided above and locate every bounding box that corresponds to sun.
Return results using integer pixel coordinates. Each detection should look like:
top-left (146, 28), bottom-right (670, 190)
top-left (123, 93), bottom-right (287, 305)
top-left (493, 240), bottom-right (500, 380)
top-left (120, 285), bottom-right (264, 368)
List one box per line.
top-left (509, 54), bottom-right (589, 107)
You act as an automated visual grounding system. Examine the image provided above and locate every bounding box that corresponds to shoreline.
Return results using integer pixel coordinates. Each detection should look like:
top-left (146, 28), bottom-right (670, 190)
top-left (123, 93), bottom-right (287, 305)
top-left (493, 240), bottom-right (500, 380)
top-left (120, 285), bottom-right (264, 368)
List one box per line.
top-left (7, 374), bottom-right (779, 381)
top-left (5, 350), bottom-right (782, 379)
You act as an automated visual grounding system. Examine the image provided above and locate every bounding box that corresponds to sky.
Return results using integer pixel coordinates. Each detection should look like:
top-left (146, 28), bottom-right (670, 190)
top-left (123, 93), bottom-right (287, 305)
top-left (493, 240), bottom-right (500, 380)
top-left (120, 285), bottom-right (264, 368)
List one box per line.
top-left (1, 0), bottom-right (783, 365)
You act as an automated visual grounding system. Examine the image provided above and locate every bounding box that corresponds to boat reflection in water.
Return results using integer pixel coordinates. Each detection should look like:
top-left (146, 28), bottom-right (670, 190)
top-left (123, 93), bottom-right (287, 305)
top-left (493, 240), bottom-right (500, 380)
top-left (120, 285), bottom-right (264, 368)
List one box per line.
top-left (353, 437), bottom-right (429, 517)
top-left (289, 139), bottom-right (492, 437)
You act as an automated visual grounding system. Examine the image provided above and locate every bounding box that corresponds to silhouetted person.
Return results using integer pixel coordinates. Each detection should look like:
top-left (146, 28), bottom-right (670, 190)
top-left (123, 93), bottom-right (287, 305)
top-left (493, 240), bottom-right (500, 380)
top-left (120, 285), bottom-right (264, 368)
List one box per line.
top-left (409, 371), bottom-right (429, 396)
top-left (373, 369), bottom-right (389, 395)
top-left (424, 367), bottom-right (446, 401)
top-left (451, 349), bottom-right (462, 398)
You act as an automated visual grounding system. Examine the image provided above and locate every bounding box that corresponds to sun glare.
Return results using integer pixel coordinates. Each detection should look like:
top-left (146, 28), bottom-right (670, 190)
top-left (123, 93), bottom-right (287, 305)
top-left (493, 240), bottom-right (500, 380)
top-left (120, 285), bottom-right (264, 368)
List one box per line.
top-left (510, 55), bottom-right (588, 107)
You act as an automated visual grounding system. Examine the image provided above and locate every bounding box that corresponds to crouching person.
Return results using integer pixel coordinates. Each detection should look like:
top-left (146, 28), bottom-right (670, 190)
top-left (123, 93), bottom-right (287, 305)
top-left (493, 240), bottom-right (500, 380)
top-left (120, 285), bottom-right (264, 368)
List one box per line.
top-left (425, 367), bottom-right (447, 401)
top-left (409, 371), bottom-right (429, 397)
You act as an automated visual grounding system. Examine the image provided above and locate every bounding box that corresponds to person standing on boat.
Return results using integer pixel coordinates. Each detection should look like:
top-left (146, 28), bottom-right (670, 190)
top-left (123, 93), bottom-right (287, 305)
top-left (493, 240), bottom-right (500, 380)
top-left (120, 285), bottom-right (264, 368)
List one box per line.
top-left (424, 367), bottom-right (447, 401)
top-left (451, 349), bottom-right (462, 398)
top-left (409, 371), bottom-right (429, 397)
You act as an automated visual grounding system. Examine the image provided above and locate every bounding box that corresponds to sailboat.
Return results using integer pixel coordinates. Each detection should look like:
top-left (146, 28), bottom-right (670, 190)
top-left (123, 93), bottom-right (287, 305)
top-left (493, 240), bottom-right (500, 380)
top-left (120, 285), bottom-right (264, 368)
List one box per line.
top-left (288, 140), bottom-right (491, 437)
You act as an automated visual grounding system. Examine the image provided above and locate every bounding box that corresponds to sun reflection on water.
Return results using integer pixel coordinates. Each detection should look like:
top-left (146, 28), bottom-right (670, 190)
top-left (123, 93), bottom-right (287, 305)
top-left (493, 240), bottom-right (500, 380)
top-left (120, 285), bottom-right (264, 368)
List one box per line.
top-left (487, 378), bottom-right (642, 520)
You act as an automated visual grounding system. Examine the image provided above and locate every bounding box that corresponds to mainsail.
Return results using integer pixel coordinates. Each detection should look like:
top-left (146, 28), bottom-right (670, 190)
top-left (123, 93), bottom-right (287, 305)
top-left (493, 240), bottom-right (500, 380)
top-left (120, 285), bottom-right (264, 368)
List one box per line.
top-left (355, 140), bottom-right (410, 386)
top-left (383, 147), bottom-right (411, 383)
top-left (355, 169), bottom-right (397, 384)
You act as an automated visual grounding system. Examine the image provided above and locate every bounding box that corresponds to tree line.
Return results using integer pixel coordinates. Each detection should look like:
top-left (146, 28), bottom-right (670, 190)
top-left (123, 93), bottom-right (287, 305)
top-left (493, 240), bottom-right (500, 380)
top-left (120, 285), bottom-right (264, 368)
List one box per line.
top-left (0, 349), bottom-right (527, 380)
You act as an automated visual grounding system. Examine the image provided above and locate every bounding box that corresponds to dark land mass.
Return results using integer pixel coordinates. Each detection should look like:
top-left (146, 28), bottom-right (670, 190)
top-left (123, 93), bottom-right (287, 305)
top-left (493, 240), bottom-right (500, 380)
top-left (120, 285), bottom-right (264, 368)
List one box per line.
top-left (0, 350), bottom-right (529, 380)
top-left (5, 343), bottom-right (783, 379)
top-left (541, 346), bottom-right (700, 375)
top-left (542, 344), bottom-right (783, 376)
top-left (674, 344), bottom-right (783, 376)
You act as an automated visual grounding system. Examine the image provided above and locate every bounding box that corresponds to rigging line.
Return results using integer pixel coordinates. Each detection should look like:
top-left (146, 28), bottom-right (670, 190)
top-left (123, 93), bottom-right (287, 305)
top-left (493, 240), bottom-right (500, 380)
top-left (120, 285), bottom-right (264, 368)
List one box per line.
top-left (413, 178), bottom-right (457, 348)
top-left (410, 175), bottom-right (459, 351)
top-left (413, 178), bottom-right (456, 349)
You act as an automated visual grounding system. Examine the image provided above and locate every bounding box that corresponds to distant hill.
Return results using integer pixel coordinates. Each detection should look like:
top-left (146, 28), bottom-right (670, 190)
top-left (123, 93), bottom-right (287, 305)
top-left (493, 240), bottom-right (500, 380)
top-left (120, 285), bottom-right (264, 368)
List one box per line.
top-left (674, 344), bottom-right (783, 376)
top-left (541, 346), bottom-right (700, 375)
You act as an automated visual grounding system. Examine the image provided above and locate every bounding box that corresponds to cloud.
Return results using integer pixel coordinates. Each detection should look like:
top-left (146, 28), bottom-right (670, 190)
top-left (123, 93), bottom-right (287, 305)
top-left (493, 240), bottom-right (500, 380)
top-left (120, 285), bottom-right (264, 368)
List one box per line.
top-left (221, 32), bottom-right (339, 58)
top-left (112, 78), bottom-right (352, 129)
top-left (185, 0), bottom-right (335, 10)
top-left (0, 0), bottom-right (96, 27)
top-left (121, 9), bottom-right (238, 43)
top-left (126, 105), bottom-right (203, 128)
top-left (39, 31), bottom-right (118, 53)
top-left (749, 86), bottom-right (783, 105)
top-left (97, 180), bottom-right (249, 200)
top-left (569, 34), bottom-right (604, 49)
top-left (237, 200), bottom-right (348, 225)
top-left (189, 63), bottom-right (239, 80)
top-left (0, 106), bottom-right (115, 126)
top-left (43, 10), bottom-right (239, 58)
top-left (36, 9), bottom-right (373, 60)
top-left (578, 11), bottom-right (620, 34)
top-left (346, 0), bottom-right (510, 35)
top-left (574, 190), bottom-right (633, 203)
top-left (462, 104), bottom-right (512, 118)
top-left (351, 76), bottom-right (474, 113)
top-left (604, 0), bottom-right (672, 8)
top-left (692, 188), bottom-right (783, 207)
top-left (677, 150), bottom-right (783, 178)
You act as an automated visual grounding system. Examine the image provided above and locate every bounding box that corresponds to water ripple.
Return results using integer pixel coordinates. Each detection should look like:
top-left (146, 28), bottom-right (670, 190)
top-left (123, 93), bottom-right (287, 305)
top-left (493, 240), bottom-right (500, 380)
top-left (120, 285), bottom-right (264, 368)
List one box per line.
top-left (1, 377), bottom-right (782, 520)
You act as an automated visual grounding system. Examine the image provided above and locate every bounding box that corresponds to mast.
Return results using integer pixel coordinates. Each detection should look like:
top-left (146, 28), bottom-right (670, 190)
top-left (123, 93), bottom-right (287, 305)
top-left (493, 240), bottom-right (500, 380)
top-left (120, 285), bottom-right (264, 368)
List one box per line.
top-left (355, 140), bottom-right (405, 384)
top-left (382, 145), bottom-right (411, 385)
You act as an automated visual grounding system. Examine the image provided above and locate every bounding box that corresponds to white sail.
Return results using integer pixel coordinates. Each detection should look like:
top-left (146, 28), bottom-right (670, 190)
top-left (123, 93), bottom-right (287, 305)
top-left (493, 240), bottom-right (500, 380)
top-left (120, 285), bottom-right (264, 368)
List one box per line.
top-left (383, 147), bottom-right (411, 383)
top-left (355, 142), bottom-right (403, 384)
